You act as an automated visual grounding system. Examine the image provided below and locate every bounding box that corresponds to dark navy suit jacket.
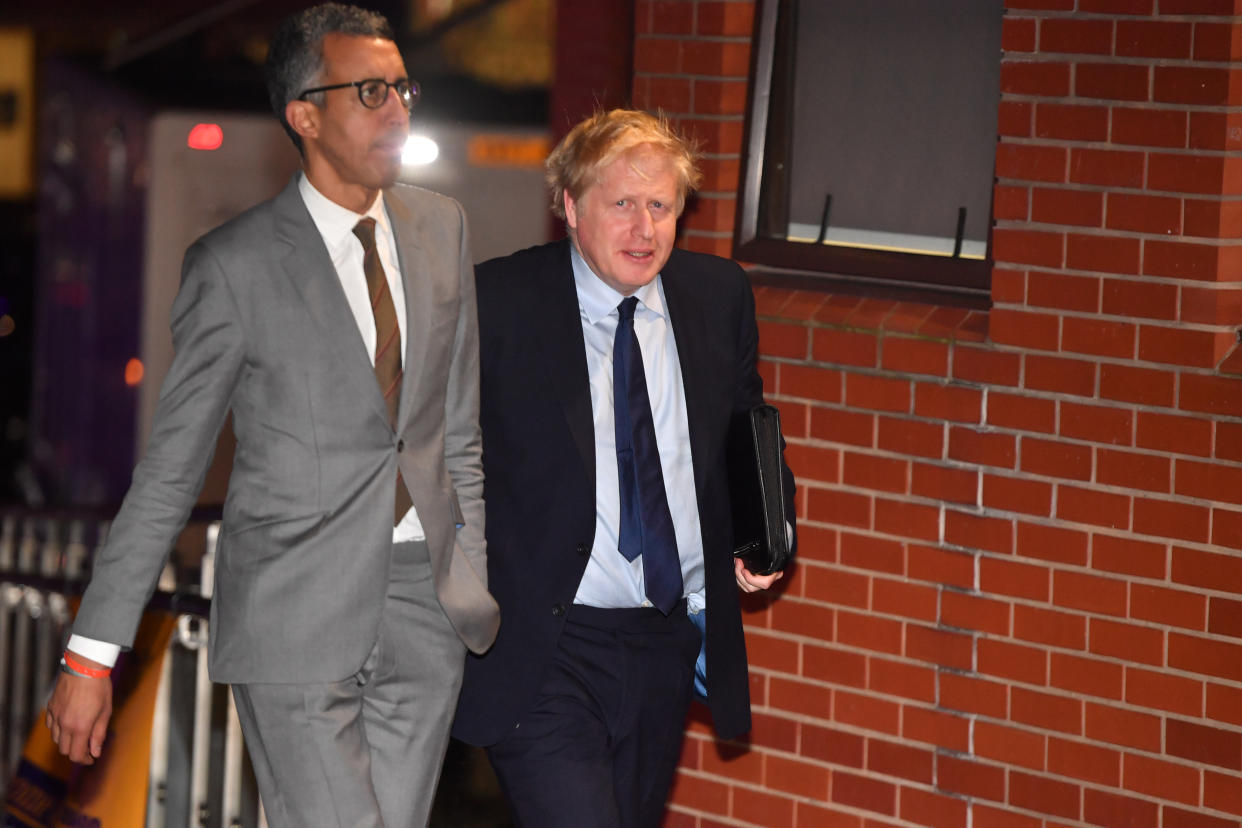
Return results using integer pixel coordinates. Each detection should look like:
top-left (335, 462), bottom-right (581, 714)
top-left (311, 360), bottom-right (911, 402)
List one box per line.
top-left (452, 238), bottom-right (796, 745)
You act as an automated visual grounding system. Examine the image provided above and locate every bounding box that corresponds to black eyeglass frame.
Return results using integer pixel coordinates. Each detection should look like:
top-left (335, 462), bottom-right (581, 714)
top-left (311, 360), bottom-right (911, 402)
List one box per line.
top-left (297, 78), bottom-right (420, 110)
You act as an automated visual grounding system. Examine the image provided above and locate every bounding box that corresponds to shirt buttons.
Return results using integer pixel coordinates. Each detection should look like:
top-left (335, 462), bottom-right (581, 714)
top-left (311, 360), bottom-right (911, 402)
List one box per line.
top-left (552, 603), bottom-right (566, 617)
top-left (576, 543), bottom-right (590, 556)
top-left (396, 439), bottom-right (405, 452)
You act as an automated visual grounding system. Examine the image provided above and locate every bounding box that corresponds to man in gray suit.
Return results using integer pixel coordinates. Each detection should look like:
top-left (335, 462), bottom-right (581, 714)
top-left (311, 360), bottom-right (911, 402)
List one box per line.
top-left (43, 4), bottom-right (499, 826)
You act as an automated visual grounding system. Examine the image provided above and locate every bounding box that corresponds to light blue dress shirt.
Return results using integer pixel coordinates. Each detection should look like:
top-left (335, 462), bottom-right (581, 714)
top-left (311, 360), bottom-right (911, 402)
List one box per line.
top-left (569, 247), bottom-right (706, 614)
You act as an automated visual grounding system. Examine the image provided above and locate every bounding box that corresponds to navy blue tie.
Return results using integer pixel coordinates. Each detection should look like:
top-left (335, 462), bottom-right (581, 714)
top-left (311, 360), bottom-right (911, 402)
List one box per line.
top-left (614, 296), bottom-right (683, 615)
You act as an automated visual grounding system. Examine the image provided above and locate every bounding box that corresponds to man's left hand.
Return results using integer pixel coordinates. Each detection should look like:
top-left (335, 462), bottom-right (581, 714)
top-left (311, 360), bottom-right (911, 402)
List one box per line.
top-left (734, 557), bottom-right (784, 592)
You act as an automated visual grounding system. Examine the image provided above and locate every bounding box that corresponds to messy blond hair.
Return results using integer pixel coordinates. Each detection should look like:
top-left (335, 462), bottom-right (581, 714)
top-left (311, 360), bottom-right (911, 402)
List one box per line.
top-left (546, 109), bottom-right (702, 220)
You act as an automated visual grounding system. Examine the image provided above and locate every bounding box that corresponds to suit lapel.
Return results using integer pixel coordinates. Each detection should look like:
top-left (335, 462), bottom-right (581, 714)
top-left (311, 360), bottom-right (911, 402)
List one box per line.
top-left (537, 241), bottom-right (596, 485)
top-left (273, 175), bottom-right (391, 429)
top-left (384, 190), bottom-right (430, 433)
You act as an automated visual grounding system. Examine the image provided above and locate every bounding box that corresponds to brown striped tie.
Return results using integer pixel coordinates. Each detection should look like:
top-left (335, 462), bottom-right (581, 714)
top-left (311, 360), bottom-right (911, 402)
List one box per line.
top-left (353, 217), bottom-right (413, 525)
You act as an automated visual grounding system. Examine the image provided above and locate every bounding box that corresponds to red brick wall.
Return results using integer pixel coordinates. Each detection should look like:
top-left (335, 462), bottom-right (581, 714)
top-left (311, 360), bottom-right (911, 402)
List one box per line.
top-left (634, 2), bottom-right (1242, 826)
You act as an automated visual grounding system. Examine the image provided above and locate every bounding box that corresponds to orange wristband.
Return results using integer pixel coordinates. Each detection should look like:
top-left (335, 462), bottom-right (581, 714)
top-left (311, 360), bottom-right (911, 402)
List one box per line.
top-left (63, 651), bottom-right (111, 679)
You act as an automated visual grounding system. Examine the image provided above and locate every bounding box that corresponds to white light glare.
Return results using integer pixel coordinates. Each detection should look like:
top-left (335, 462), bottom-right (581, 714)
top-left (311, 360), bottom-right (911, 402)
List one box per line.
top-left (402, 135), bottom-right (439, 166)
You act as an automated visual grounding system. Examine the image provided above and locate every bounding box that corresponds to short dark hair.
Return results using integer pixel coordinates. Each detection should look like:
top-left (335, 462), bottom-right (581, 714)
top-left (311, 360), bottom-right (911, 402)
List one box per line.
top-left (265, 3), bottom-right (395, 153)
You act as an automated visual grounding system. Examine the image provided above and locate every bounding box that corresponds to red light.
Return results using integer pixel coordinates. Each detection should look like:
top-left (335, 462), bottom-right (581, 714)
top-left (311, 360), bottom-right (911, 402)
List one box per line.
top-left (125, 358), bottom-right (145, 386)
top-left (187, 123), bottom-right (223, 151)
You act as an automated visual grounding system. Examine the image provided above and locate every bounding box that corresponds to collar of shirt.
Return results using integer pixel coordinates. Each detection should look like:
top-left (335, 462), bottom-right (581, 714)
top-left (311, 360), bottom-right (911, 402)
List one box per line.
top-left (569, 243), bottom-right (667, 325)
top-left (298, 173), bottom-right (393, 258)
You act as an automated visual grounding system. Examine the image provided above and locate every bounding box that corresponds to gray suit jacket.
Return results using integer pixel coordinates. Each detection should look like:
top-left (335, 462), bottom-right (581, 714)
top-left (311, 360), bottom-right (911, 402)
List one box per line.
top-left (72, 175), bottom-right (499, 684)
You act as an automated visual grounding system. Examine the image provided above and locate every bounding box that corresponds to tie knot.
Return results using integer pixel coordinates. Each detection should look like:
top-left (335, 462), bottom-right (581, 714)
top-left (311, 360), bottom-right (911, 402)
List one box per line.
top-left (353, 217), bottom-right (378, 251)
top-left (617, 296), bottom-right (639, 322)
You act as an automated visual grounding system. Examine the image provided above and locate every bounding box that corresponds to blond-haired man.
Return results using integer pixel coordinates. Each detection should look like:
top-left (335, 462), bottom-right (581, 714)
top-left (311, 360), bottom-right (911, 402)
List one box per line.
top-left (453, 109), bottom-right (796, 827)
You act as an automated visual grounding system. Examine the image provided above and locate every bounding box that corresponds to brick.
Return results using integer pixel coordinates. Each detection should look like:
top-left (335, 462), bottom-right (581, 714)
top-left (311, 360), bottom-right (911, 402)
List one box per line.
top-left (998, 100), bottom-right (1034, 138)
top-left (701, 740), bottom-right (763, 784)
top-left (801, 724), bottom-right (864, 767)
top-left (1174, 546), bottom-right (1242, 594)
top-left (1148, 153), bottom-right (1226, 196)
top-left (1061, 317), bottom-right (1137, 359)
top-left (771, 597), bottom-right (836, 639)
top-left (1132, 583), bottom-right (1206, 631)
top-left (914, 383), bottom-right (982, 424)
top-left (1145, 239), bottom-right (1236, 281)
top-left (875, 498), bottom-right (940, 541)
top-left (1010, 771), bottom-right (1082, 820)
top-left (948, 427), bottom-right (1016, 469)
top-left (1019, 437), bottom-right (1092, 483)
top-left (1102, 278), bottom-right (1178, 321)
top-left (842, 453), bottom-right (908, 496)
top-left (851, 298), bottom-right (900, 331)
top-left (732, 788), bottom-right (794, 828)
top-left (1080, 0), bottom-right (1154, 11)
top-left (647, 76), bottom-right (692, 111)
top-left (1057, 483), bottom-right (1130, 529)
top-left (1066, 233), bottom-right (1142, 275)
top-left (811, 407), bottom-right (875, 448)
top-left (1014, 604), bottom-right (1087, 649)
top-left (1086, 701), bottom-right (1163, 752)
top-left (868, 738), bottom-right (934, 784)
top-left (953, 346), bottom-right (1021, 387)
top-left (1185, 198), bottom-right (1242, 238)
top-left (1025, 354), bottom-right (1096, 397)
top-left (778, 363), bottom-right (843, 403)
top-left (750, 710), bottom-right (799, 753)
top-left (1212, 595), bottom-right (1242, 639)
top-left (975, 721), bottom-right (1046, 770)
top-left (1041, 18), bottom-right (1113, 54)
top-left (993, 185), bottom-right (1029, 221)
top-left (667, 770), bottom-right (729, 815)
top-left (1141, 325), bottom-right (1233, 368)
top-left (1181, 373), bottom-right (1242, 417)
top-left (996, 144), bottom-right (1068, 185)
top-left (770, 677), bottom-right (832, 720)
top-left (693, 79), bottom-right (747, 115)
top-left (1122, 753), bottom-right (1200, 806)
top-left (680, 40), bottom-right (750, 77)
top-left (1048, 736), bottom-right (1122, 786)
top-left (1182, 285), bottom-right (1242, 325)
top-left (1216, 508), bottom-right (1242, 551)
top-left (1055, 569), bottom-right (1128, 617)
top-left (985, 473), bottom-right (1054, 517)
top-left (803, 565), bottom-right (868, 608)
top-left (939, 671), bottom-right (1006, 721)
top-left (1106, 193), bottom-right (1182, 235)
top-left (1205, 770), bottom-right (1242, 819)
top-left (1168, 719), bottom-right (1241, 770)
top-left (978, 637), bottom-right (1048, 685)
top-left (747, 630), bottom-right (800, 674)
top-left (1099, 364), bottom-right (1176, 408)
top-left (845, 373), bottom-right (911, 413)
top-left (1207, 683), bottom-right (1242, 728)
top-left (1051, 652), bottom-right (1123, 699)
top-left (633, 38), bottom-right (681, 74)
top-left (873, 578), bottom-right (938, 623)
top-left (834, 688), bottom-right (901, 734)
top-left (1220, 422), bottom-right (1242, 463)
top-left (784, 442), bottom-right (841, 486)
top-left (1169, 632), bottom-right (1242, 682)
top-left (992, 228), bottom-right (1064, 268)
top-left (695, 2), bottom-right (755, 37)
top-left (904, 706), bottom-right (969, 753)
top-left (839, 609), bottom-right (903, 655)
top-left (993, 267), bottom-right (1027, 304)
top-left (1035, 104), bottom-right (1110, 143)
top-left (987, 392), bottom-right (1056, 434)
top-left (980, 555), bottom-right (1050, 602)
top-left (942, 590), bottom-right (1010, 636)
top-left (1116, 20), bottom-right (1193, 59)
top-left (945, 509), bottom-right (1013, 555)
top-left (1084, 790), bottom-right (1160, 828)
top-left (1090, 617), bottom-right (1163, 665)
top-left (1027, 271), bottom-right (1100, 313)
top-left (906, 625), bottom-right (973, 671)
top-left (1077, 63), bottom-right (1150, 102)
top-left (764, 753), bottom-right (830, 800)
top-left (1001, 61), bottom-right (1072, 96)
top-left (806, 487), bottom-right (870, 529)
top-left (907, 544), bottom-right (974, 590)
top-left (990, 307), bottom-right (1059, 351)
top-left (1066, 398), bottom-right (1137, 445)
top-left (1125, 665), bottom-right (1204, 716)
top-left (830, 770), bottom-right (895, 816)
top-left (1110, 107), bottom-right (1188, 149)
top-left (1137, 411), bottom-right (1212, 457)
top-left (1032, 188), bottom-right (1105, 229)
top-left (813, 328), bottom-right (879, 368)
top-left (1163, 806), bottom-right (1242, 828)
top-left (757, 321), bottom-right (808, 359)
top-left (840, 532), bottom-right (903, 576)
top-left (1093, 533), bottom-right (1166, 579)
top-left (1070, 148), bottom-right (1146, 188)
top-left (899, 787), bottom-right (967, 828)
top-left (881, 337), bottom-right (949, 377)
top-left (1154, 65), bottom-right (1237, 106)
top-left (911, 462), bottom-right (977, 505)
top-left (1177, 459), bottom-right (1242, 506)
top-left (938, 755), bottom-right (1005, 802)
top-left (876, 415), bottom-right (945, 459)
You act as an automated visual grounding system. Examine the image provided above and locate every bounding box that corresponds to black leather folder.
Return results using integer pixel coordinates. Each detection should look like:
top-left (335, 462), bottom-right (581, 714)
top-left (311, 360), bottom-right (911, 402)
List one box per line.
top-left (726, 404), bottom-right (792, 575)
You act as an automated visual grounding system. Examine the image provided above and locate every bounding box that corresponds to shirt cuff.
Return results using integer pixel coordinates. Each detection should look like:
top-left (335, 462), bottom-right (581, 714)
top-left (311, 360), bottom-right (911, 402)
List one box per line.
top-left (66, 634), bottom-right (121, 668)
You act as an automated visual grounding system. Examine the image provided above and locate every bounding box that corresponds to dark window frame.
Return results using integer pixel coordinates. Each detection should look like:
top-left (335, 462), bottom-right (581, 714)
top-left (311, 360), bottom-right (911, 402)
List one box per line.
top-left (733, 0), bottom-right (998, 308)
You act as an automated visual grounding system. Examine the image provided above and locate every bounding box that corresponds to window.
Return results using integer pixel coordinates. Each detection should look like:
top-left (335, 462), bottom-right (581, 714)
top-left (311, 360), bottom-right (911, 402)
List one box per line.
top-left (735, 0), bottom-right (1004, 306)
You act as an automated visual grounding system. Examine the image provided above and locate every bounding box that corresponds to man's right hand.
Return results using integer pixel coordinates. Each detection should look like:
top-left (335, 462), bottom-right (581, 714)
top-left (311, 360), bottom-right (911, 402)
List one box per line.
top-left (45, 654), bottom-right (113, 764)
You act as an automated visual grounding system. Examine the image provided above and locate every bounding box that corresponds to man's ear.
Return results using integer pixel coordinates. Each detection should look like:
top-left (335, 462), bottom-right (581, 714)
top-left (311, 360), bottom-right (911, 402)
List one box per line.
top-left (563, 190), bottom-right (579, 231)
top-left (285, 99), bottom-right (319, 143)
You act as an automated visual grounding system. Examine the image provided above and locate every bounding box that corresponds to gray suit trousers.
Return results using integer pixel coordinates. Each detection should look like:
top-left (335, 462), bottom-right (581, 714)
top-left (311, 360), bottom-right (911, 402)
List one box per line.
top-left (231, 540), bottom-right (465, 828)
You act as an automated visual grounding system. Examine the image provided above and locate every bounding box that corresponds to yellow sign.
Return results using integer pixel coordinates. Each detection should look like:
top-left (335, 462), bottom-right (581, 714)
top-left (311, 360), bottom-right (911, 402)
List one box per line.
top-left (467, 134), bottom-right (550, 169)
top-left (0, 28), bottom-right (34, 199)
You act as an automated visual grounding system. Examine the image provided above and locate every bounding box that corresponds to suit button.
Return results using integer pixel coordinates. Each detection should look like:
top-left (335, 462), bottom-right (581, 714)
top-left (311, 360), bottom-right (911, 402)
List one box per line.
top-left (576, 543), bottom-right (589, 556)
top-left (552, 604), bottom-right (566, 617)
top-left (397, 440), bottom-right (405, 452)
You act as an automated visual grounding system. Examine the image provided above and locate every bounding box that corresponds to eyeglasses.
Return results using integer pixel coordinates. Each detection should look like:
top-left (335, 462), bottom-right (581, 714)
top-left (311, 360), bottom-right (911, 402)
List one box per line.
top-left (297, 78), bottom-right (419, 111)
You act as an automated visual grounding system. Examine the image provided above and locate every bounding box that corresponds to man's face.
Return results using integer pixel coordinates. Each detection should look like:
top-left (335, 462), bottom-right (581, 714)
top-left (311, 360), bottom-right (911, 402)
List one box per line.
top-left (302, 33), bottom-right (410, 203)
top-left (565, 145), bottom-right (682, 296)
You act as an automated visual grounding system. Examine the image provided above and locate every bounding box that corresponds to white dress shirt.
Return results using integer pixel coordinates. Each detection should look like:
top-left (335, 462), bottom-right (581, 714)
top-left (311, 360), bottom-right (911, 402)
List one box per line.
top-left (569, 246), bottom-right (707, 614)
top-left (69, 175), bottom-right (424, 667)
